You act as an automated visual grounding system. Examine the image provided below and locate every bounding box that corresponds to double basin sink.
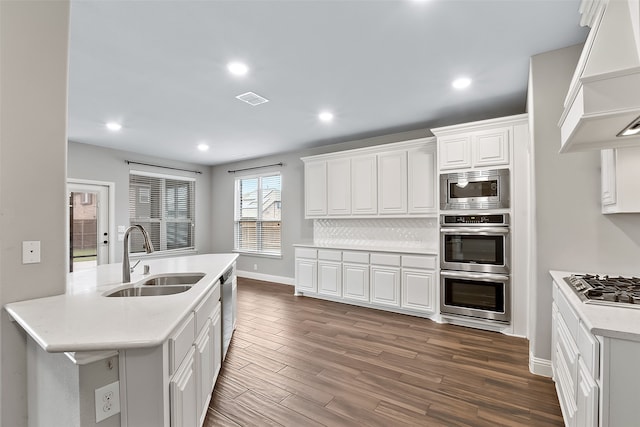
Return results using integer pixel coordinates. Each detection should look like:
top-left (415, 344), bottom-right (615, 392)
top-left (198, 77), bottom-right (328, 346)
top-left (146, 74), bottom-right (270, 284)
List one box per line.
top-left (105, 273), bottom-right (205, 297)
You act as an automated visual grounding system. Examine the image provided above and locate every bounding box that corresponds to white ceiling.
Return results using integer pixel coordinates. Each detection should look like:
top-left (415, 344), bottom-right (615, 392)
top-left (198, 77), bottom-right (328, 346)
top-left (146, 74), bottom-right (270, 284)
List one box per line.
top-left (67, 0), bottom-right (588, 166)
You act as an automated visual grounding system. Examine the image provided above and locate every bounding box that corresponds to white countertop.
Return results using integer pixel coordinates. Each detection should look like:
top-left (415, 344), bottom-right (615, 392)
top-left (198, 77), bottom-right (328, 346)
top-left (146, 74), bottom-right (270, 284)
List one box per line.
top-left (5, 253), bottom-right (238, 353)
top-left (551, 270), bottom-right (640, 342)
top-left (294, 242), bottom-right (438, 255)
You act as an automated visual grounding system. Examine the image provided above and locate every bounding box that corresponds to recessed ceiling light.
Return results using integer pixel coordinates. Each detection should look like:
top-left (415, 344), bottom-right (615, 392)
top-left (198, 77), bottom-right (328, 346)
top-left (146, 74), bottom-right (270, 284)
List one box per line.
top-left (227, 62), bottom-right (249, 76)
top-left (105, 122), bottom-right (122, 131)
top-left (197, 143), bottom-right (210, 152)
top-left (452, 77), bottom-right (472, 90)
top-left (318, 111), bottom-right (334, 122)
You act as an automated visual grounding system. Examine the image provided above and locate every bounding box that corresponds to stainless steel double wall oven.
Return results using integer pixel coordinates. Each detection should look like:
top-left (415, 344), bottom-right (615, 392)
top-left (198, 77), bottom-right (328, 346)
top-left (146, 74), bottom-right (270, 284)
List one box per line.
top-left (439, 168), bottom-right (511, 323)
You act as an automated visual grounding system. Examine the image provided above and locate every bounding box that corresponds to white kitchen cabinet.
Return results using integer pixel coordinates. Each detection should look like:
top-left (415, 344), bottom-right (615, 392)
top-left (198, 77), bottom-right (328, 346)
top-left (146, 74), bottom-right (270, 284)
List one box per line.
top-left (401, 269), bottom-right (436, 314)
top-left (576, 360), bottom-right (598, 427)
top-left (170, 347), bottom-right (198, 427)
top-left (211, 303), bottom-right (222, 383)
top-left (438, 135), bottom-right (472, 170)
top-left (304, 161), bottom-right (327, 217)
top-left (295, 248), bottom-right (318, 294)
top-left (407, 143), bottom-right (437, 214)
top-left (317, 250), bottom-right (342, 297)
top-left (327, 158), bottom-right (351, 215)
top-left (378, 151), bottom-right (408, 215)
top-left (370, 266), bottom-right (401, 307)
top-left (473, 128), bottom-right (510, 167)
top-left (195, 324), bottom-right (213, 427)
top-left (601, 147), bottom-right (640, 213)
top-left (343, 263), bottom-right (370, 302)
top-left (351, 155), bottom-right (378, 215)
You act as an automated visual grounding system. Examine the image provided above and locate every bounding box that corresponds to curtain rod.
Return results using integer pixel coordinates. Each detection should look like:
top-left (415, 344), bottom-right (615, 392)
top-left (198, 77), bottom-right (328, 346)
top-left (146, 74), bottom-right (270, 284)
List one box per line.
top-left (227, 162), bottom-right (283, 174)
top-left (125, 160), bottom-right (202, 175)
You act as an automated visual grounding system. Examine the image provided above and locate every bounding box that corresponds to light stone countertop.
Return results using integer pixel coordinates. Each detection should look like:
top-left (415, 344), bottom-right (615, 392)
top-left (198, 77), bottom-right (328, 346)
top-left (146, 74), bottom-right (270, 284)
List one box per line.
top-left (5, 253), bottom-right (238, 353)
top-left (550, 270), bottom-right (640, 342)
top-left (293, 242), bottom-right (438, 255)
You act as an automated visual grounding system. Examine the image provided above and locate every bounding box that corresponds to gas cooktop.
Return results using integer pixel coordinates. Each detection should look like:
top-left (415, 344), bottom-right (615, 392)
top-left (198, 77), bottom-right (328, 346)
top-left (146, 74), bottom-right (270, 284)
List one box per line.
top-left (564, 274), bottom-right (640, 308)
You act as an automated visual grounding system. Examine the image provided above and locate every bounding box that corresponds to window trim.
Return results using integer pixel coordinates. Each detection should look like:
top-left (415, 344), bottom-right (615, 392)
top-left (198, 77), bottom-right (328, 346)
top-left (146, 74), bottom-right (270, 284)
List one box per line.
top-left (234, 172), bottom-right (282, 257)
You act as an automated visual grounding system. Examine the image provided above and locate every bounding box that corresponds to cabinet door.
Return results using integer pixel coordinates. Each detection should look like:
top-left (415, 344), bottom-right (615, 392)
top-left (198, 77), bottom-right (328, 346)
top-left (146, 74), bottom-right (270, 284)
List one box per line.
top-left (601, 149), bottom-right (616, 208)
top-left (170, 347), bottom-right (197, 427)
top-left (473, 128), bottom-right (510, 167)
top-left (295, 258), bottom-right (317, 293)
top-left (351, 155), bottom-right (378, 215)
top-left (343, 263), bottom-right (369, 302)
top-left (318, 261), bottom-right (342, 297)
top-left (378, 151), bottom-right (407, 215)
top-left (304, 161), bottom-right (327, 217)
top-left (407, 144), bottom-right (436, 214)
top-left (370, 266), bottom-right (400, 307)
top-left (576, 361), bottom-right (598, 427)
top-left (439, 135), bottom-right (471, 170)
top-left (195, 323), bottom-right (213, 426)
top-left (212, 302), bottom-right (222, 385)
top-left (327, 158), bottom-right (351, 215)
top-left (401, 268), bottom-right (435, 314)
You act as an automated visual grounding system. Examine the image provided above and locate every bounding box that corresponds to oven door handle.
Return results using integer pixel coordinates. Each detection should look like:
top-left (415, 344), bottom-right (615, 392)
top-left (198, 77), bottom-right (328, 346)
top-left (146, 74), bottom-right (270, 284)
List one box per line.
top-left (440, 227), bottom-right (509, 234)
top-left (440, 270), bottom-right (510, 282)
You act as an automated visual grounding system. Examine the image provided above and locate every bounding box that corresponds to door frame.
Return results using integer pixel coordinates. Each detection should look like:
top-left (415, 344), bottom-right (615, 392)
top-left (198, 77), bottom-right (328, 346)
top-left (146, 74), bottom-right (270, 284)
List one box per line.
top-left (67, 178), bottom-right (116, 268)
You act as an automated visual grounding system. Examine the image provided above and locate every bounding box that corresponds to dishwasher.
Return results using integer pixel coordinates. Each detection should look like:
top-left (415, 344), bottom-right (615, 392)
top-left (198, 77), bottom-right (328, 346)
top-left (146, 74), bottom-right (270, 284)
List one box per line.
top-left (220, 265), bottom-right (236, 360)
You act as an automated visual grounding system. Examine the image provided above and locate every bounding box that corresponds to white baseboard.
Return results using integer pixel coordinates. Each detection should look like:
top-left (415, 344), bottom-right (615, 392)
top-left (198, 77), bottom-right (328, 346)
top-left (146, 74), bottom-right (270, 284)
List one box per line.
top-left (236, 270), bottom-right (294, 286)
top-left (529, 351), bottom-right (552, 377)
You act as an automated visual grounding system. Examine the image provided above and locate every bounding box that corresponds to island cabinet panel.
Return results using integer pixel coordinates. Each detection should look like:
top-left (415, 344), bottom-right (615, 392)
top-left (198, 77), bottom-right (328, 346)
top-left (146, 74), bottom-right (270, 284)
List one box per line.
top-left (170, 347), bottom-right (197, 427)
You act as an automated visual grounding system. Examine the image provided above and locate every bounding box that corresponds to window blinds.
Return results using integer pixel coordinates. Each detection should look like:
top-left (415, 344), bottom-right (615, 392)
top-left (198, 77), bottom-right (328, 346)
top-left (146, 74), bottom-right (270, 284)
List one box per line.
top-left (129, 171), bottom-right (195, 253)
top-left (234, 174), bottom-right (281, 256)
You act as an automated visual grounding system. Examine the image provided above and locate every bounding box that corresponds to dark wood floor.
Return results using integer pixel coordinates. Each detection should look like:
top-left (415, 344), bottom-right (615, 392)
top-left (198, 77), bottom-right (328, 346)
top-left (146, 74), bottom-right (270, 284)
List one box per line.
top-left (205, 278), bottom-right (562, 426)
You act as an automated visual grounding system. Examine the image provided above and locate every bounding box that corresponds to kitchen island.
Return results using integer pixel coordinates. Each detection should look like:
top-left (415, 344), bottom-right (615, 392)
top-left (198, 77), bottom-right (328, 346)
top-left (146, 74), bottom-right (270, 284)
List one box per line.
top-left (550, 270), bottom-right (640, 427)
top-left (5, 253), bottom-right (238, 427)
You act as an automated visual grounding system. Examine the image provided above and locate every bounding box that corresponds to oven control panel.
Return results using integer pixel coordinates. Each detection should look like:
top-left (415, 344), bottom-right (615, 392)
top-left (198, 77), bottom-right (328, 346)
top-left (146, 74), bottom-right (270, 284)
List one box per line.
top-left (441, 214), bottom-right (509, 226)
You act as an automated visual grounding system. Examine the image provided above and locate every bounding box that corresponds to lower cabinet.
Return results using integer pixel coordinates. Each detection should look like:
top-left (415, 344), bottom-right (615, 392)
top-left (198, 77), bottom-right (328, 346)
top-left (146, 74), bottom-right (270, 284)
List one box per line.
top-left (295, 246), bottom-right (436, 317)
top-left (120, 286), bottom-right (223, 427)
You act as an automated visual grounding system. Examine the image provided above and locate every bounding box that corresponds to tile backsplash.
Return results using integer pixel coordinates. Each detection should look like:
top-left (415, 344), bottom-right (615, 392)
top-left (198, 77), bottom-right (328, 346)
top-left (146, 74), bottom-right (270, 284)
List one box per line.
top-left (313, 218), bottom-right (437, 251)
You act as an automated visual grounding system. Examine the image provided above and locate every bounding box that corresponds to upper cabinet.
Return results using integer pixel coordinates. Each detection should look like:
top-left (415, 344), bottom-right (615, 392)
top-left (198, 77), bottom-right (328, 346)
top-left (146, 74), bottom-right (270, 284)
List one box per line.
top-left (559, 0), bottom-right (640, 152)
top-left (601, 146), bottom-right (640, 214)
top-left (301, 138), bottom-right (437, 219)
top-left (432, 115), bottom-right (525, 172)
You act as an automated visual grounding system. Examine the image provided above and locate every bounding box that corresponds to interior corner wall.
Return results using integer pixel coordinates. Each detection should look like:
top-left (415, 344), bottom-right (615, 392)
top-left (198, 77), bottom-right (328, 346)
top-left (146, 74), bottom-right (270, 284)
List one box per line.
top-left (0, 2), bottom-right (70, 426)
top-left (210, 129), bottom-right (429, 280)
top-left (67, 141), bottom-right (214, 262)
top-left (529, 44), bottom-right (640, 363)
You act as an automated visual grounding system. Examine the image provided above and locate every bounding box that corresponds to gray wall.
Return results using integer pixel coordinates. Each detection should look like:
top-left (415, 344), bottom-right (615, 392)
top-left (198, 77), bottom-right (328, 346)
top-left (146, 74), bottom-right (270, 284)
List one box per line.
top-left (210, 129), bottom-right (430, 278)
top-left (529, 44), bottom-right (640, 362)
top-left (68, 141), bottom-right (214, 262)
top-left (0, 2), bottom-right (70, 425)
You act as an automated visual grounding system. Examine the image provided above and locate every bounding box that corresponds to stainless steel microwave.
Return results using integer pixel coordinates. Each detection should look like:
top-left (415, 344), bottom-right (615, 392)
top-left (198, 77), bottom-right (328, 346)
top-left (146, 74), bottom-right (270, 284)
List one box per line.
top-left (440, 168), bottom-right (510, 210)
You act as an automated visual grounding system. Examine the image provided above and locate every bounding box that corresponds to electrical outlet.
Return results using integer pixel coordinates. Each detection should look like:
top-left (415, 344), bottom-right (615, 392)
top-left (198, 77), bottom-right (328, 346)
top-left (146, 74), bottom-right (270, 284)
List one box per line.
top-left (95, 381), bottom-right (120, 423)
top-left (22, 241), bottom-right (41, 264)
top-left (253, 263), bottom-right (258, 271)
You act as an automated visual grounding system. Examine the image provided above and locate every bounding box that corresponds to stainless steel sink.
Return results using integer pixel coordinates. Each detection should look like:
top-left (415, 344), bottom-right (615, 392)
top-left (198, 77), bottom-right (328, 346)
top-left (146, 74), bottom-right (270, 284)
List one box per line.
top-left (106, 285), bottom-right (193, 297)
top-left (141, 273), bottom-right (205, 286)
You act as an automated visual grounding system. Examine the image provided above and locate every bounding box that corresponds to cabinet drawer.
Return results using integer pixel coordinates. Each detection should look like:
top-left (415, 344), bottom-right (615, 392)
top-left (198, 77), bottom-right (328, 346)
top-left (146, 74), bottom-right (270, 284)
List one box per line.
top-left (370, 253), bottom-right (400, 266)
top-left (556, 285), bottom-right (579, 343)
top-left (318, 250), bottom-right (341, 261)
top-left (343, 251), bottom-right (368, 264)
top-left (578, 321), bottom-right (600, 378)
top-left (194, 288), bottom-right (217, 335)
top-left (295, 248), bottom-right (317, 259)
top-left (402, 255), bottom-right (436, 269)
top-left (169, 313), bottom-right (195, 376)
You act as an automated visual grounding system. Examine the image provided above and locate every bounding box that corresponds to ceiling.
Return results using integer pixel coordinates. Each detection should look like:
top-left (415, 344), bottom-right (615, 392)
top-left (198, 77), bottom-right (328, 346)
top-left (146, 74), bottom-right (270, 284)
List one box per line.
top-left (67, 0), bottom-right (588, 166)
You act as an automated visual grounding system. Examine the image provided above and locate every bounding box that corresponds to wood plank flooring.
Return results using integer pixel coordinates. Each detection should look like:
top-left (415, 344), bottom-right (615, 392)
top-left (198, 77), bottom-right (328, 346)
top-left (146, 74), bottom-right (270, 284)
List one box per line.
top-left (205, 278), bottom-right (562, 426)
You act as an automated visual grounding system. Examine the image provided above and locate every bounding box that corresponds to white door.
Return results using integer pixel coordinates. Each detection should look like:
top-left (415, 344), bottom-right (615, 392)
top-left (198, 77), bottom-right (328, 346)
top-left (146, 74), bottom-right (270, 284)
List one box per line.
top-left (68, 181), bottom-right (111, 271)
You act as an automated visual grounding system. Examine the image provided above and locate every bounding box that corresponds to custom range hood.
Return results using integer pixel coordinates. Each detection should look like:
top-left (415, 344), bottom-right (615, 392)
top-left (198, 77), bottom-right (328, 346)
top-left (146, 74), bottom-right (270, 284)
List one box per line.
top-left (559, 0), bottom-right (640, 152)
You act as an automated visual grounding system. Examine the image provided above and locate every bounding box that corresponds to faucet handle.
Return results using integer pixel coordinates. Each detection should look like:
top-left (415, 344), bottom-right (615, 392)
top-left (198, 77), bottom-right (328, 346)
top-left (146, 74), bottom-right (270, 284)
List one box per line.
top-left (130, 259), bottom-right (141, 273)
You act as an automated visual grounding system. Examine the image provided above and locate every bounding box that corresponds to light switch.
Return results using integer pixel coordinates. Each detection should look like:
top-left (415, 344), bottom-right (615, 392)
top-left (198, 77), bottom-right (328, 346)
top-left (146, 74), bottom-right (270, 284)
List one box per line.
top-left (22, 241), bottom-right (41, 264)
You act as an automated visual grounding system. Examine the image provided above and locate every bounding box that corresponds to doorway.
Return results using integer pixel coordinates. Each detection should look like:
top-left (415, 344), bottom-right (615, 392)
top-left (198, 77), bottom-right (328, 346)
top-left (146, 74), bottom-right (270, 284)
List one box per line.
top-left (68, 181), bottom-right (112, 272)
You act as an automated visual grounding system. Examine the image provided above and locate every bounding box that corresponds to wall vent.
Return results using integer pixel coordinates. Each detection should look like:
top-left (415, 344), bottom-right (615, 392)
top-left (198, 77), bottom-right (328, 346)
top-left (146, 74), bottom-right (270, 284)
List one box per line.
top-left (235, 92), bottom-right (269, 106)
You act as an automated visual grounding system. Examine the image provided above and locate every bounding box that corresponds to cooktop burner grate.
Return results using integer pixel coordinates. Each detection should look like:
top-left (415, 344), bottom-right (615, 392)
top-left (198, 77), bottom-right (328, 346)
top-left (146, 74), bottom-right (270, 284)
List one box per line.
top-left (564, 274), bottom-right (640, 308)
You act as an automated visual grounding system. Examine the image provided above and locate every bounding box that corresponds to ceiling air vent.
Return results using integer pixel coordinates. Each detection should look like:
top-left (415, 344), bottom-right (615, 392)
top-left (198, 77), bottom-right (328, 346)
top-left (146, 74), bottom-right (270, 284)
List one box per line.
top-left (235, 92), bottom-right (269, 106)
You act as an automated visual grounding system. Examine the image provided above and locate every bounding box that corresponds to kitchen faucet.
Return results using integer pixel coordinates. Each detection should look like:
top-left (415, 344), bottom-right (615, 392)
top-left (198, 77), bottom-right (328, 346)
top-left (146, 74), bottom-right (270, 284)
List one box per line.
top-left (122, 224), bottom-right (154, 283)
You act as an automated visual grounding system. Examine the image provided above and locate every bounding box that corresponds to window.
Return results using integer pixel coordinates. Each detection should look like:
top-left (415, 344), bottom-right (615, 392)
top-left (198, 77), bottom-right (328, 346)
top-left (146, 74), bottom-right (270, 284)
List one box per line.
top-left (129, 171), bottom-right (195, 254)
top-left (234, 174), bottom-right (281, 256)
